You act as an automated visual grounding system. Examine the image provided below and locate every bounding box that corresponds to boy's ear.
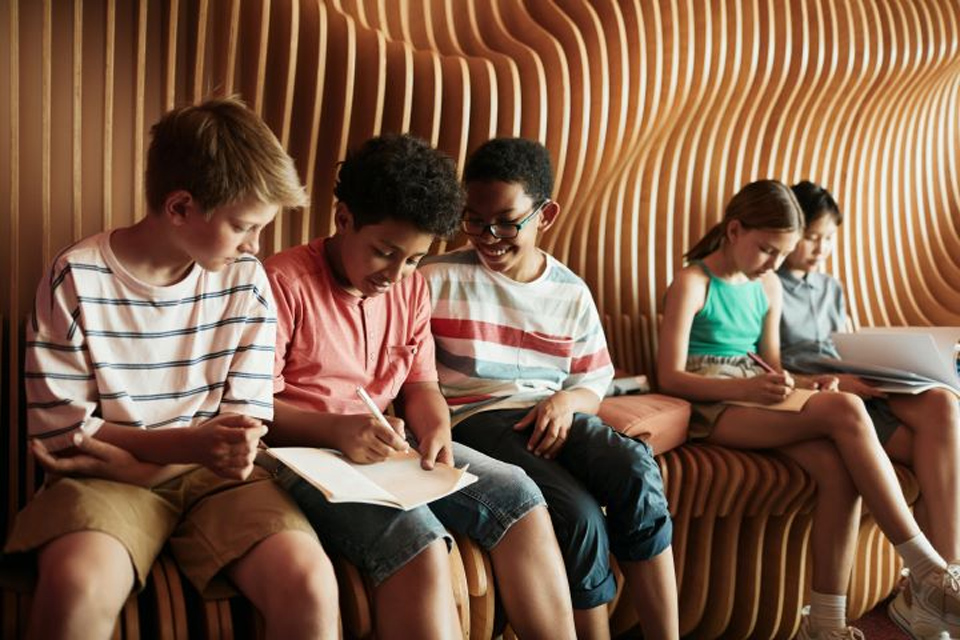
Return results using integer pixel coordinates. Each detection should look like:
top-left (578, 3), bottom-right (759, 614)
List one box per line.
top-left (538, 200), bottom-right (561, 232)
top-left (163, 191), bottom-right (197, 226)
top-left (333, 203), bottom-right (354, 233)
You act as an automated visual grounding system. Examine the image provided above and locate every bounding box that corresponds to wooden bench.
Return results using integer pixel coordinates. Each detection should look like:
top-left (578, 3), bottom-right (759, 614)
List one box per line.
top-left (1, 313), bottom-right (916, 639)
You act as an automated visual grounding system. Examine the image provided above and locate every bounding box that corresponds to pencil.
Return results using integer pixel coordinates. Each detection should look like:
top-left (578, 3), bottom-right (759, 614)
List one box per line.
top-left (746, 351), bottom-right (778, 374)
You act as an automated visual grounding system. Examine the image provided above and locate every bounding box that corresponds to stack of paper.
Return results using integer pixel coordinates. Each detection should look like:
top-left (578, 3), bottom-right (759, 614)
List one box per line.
top-left (817, 328), bottom-right (960, 396)
top-left (266, 448), bottom-right (479, 511)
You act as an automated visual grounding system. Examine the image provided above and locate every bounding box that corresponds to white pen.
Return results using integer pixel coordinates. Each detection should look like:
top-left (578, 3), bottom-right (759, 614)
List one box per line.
top-left (356, 386), bottom-right (408, 450)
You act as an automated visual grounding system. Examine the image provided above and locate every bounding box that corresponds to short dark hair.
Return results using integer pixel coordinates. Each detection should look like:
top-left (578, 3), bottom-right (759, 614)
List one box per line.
top-left (791, 181), bottom-right (843, 226)
top-left (146, 96), bottom-right (308, 213)
top-left (463, 138), bottom-right (554, 203)
top-left (333, 133), bottom-right (463, 237)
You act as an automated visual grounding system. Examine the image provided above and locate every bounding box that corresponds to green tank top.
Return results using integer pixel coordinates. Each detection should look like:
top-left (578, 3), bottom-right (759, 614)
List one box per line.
top-left (687, 261), bottom-right (769, 357)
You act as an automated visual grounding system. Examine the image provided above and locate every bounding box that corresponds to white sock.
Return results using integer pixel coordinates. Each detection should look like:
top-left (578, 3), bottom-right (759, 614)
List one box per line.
top-left (896, 533), bottom-right (947, 580)
top-left (807, 590), bottom-right (847, 630)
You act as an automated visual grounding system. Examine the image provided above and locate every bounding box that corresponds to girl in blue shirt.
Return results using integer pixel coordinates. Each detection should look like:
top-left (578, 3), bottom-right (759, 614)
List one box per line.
top-left (780, 180), bottom-right (960, 632)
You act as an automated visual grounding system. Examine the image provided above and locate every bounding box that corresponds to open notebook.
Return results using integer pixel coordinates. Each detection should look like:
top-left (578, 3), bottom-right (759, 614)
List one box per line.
top-left (265, 448), bottom-right (479, 511)
top-left (727, 388), bottom-right (818, 412)
top-left (817, 327), bottom-right (960, 396)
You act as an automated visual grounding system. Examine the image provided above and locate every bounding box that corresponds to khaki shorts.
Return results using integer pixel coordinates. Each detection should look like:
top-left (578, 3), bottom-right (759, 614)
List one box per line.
top-left (3, 465), bottom-right (317, 598)
top-left (686, 354), bottom-right (765, 439)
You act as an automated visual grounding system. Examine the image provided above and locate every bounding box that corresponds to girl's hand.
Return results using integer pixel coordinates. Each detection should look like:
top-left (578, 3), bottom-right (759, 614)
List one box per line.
top-left (514, 392), bottom-right (574, 459)
top-left (742, 372), bottom-right (795, 404)
top-left (798, 374), bottom-right (840, 392)
top-left (836, 374), bottom-right (887, 399)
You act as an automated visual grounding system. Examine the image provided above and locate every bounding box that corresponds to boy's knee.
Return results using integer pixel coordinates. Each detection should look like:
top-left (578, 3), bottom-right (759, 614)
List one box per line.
top-left (552, 494), bottom-right (607, 551)
top-left (37, 555), bottom-right (132, 620)
top-left (265, 553), bottom-right (339, 619)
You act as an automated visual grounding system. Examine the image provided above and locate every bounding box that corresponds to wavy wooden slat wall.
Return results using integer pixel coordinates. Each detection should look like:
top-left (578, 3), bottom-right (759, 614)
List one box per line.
top-left (2, 0), bottom-right (958, 567)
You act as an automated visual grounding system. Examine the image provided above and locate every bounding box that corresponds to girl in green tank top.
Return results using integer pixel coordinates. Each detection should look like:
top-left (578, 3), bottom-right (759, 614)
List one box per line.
top-left (657, 180), bottom-right (960, 639)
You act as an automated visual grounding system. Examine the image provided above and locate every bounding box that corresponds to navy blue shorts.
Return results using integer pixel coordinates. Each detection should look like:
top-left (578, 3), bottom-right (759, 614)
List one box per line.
top-left (454, 408), bottom-right (673, 609)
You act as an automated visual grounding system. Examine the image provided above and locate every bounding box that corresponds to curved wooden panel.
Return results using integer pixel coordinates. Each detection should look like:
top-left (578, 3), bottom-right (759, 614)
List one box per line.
top-left (3, 0), bottom-right (959, 637)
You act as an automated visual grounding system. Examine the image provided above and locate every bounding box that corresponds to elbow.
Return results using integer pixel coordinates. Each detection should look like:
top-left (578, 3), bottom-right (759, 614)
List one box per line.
top-left (656, 371), bottom-right (682, 396)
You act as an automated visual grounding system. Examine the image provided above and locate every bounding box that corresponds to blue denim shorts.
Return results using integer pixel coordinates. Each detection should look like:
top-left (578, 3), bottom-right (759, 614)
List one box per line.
top-left (278, 439), bottom-right (544, 586)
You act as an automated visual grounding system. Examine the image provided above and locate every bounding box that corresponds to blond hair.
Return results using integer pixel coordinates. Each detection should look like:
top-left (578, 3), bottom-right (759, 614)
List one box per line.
top-left (146, 96), bottom-right (309, 213)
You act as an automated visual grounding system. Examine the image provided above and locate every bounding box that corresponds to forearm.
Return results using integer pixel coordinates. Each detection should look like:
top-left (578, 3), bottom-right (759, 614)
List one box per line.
top-left (94, 422), bottom-right (198, 465)
top-left (400, 383), bottom-right (452, 441)
top-left (658, 370), bottom-right (749, 402)
top-left (266, 398), bottom-right (347, 448)
top-left (557, 388), bottom-right (602, 414)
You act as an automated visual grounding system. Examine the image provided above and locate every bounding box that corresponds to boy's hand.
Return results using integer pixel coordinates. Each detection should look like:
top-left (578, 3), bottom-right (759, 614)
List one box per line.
top-left (334, 414), bottom-right (408, 464)
top-left (418, 431), bottom-right (454, 470)
top-left (742, 372), bottom-right (795, 404)
top-left (31, 434), bottom-right (164, 487)
top-left (837, 374), bottom-right (887, 399)
top-left (189, 413), bottom-right (267, 479)
top-left (515, 393), bottom-right (574, 459)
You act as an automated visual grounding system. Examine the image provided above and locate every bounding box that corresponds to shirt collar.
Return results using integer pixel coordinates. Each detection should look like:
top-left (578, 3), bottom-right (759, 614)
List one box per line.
top-left (777, 264), bottom-right (815, 293)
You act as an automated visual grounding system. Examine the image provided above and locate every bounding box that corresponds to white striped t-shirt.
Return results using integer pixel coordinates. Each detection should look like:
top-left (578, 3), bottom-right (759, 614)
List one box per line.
top-left (26, 231), bottom-right (276, 451)
top-left (419, 249), bottom-right (614, 425)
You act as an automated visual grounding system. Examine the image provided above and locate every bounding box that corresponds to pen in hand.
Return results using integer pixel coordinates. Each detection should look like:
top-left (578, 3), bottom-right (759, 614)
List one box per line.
top-left (355, 386), bottom-right (409, 452)
top-left (747, 352), bottom-right (806, 392)
top-left (746, 351), bottom-right (777, 374)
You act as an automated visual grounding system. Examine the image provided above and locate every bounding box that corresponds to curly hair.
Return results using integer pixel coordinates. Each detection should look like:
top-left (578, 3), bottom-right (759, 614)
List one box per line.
top-left (463, 138), bottom-right (554, 203)
top-left (333, 134), bottom-right (463, 237)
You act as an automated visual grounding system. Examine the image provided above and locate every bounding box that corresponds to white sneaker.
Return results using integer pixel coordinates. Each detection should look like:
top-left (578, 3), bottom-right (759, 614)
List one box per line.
top-left (795, 606), bottom-right (864, 639)
top-left (888, 565), bottom-right (960, 639)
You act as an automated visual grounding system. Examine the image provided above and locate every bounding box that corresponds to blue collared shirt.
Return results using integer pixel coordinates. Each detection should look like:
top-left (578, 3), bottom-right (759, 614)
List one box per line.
top-left (777, 266), bottom-right (846, 373)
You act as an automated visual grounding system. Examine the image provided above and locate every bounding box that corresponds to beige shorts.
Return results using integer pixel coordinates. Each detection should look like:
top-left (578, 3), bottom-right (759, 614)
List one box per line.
top-left (3, 465), bottom-right (317, 598)
top-left (686, 354), bottom-right (764, 439)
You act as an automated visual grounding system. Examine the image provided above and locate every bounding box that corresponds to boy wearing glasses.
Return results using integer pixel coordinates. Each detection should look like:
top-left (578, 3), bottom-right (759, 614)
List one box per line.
top-left (420, 138), bottom-right (679, 639)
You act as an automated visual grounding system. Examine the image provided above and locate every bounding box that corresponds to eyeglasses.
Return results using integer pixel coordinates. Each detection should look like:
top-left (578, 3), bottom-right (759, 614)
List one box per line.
top-left (461, 200), bottom-right (550, 239)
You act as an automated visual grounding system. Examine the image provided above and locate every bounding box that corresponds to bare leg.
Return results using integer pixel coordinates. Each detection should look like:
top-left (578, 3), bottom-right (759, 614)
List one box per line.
top-left (885, 389), bottom-right (960, 559)
top-left (780, 440), bottom-right (862, 595)
top-left (372, 539), bottom-right (461, 640)
top-left (489, 506), bottom-right (576, 640)
top-left (573, 606), bottom-right (611, 640)
top-left (228, 530), bottom-right (339, 640)
top-left (29, 531), bottom-right (135, 640)
top-left (621, 546), bottom-right (680, 640)
top-left (710, 392), bottom-right (920, 544)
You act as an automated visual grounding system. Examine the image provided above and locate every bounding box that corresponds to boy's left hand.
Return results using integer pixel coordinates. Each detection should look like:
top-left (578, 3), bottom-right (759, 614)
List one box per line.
top-left (418, 431), bottom-right (454, 470)
top-left (515, 393), bottom-right (574, 459)
top-left (31, 433), bottom-right (165, 487)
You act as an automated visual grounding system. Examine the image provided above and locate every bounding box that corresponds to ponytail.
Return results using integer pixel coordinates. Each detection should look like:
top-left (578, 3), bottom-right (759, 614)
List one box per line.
top-left (684, 222), bottom-right (725, 261)
top-left (684, 180), bottom-right (804, 263)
